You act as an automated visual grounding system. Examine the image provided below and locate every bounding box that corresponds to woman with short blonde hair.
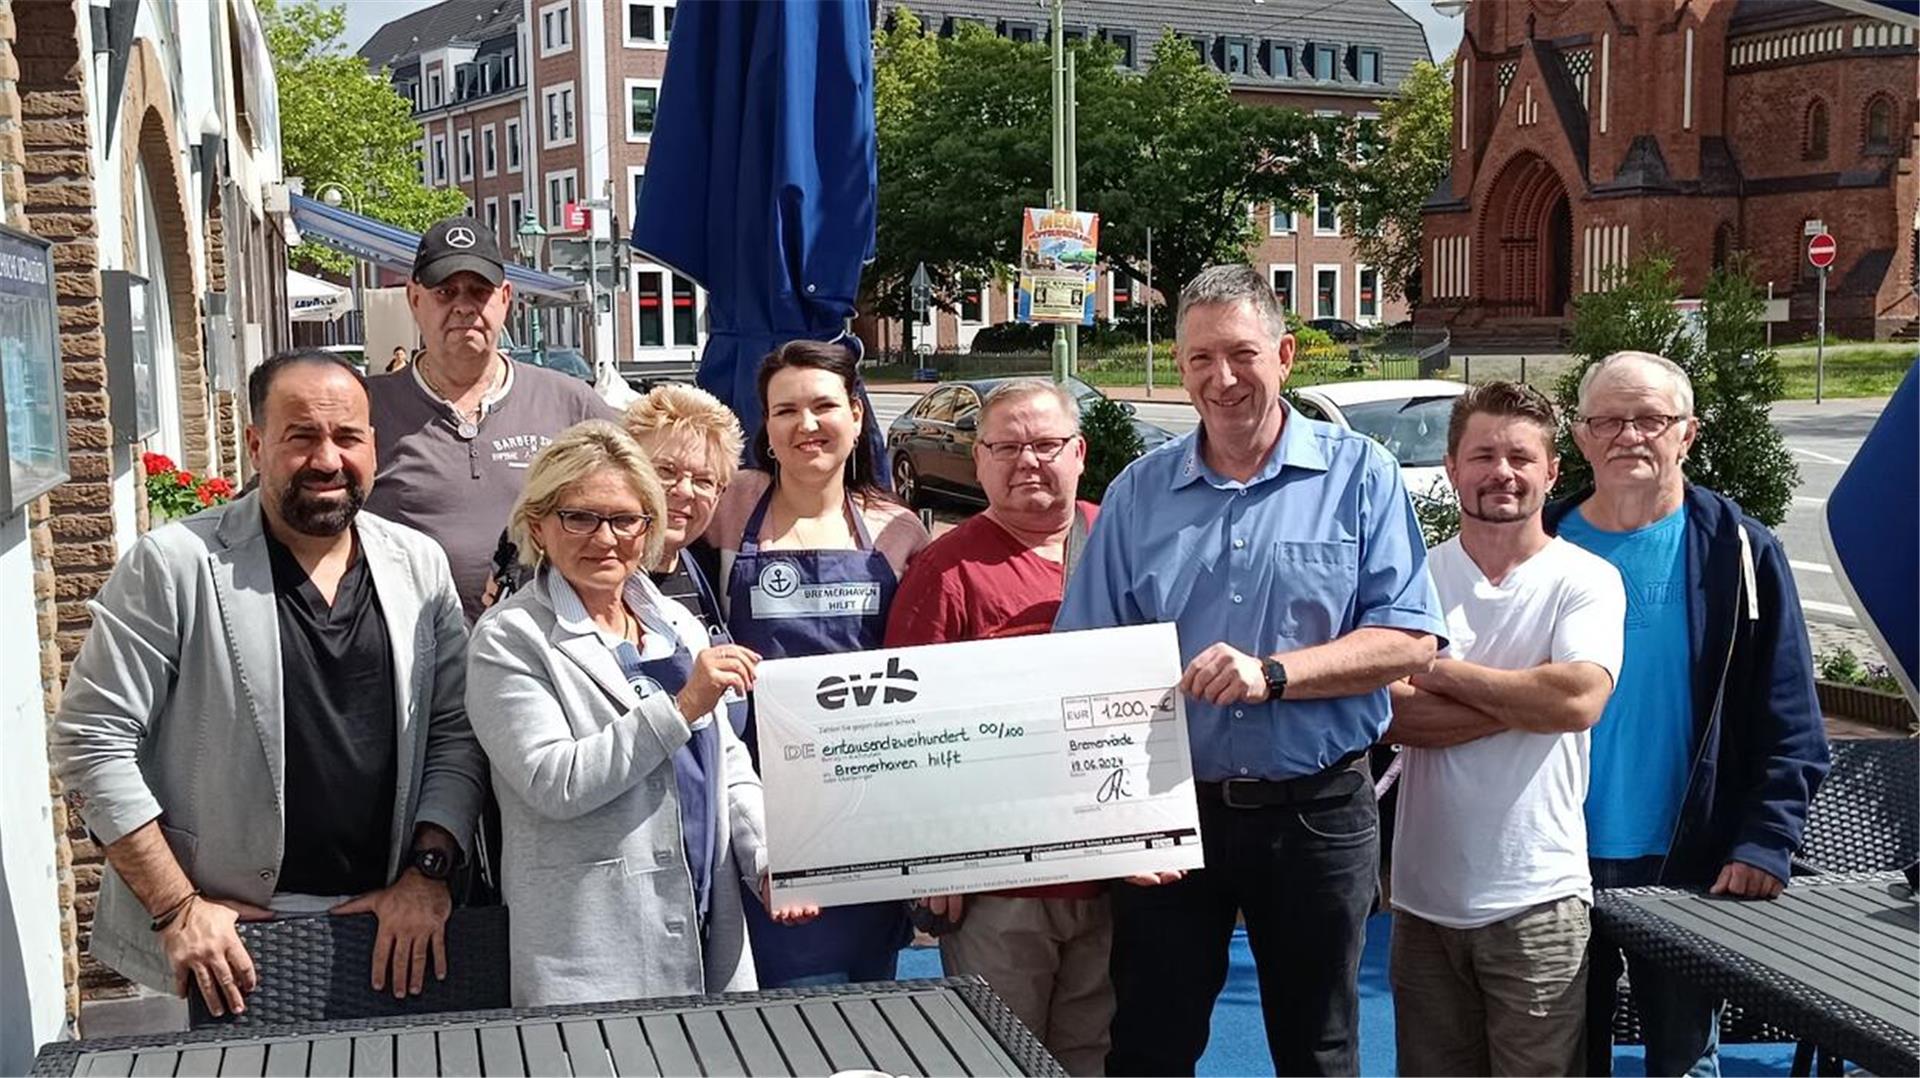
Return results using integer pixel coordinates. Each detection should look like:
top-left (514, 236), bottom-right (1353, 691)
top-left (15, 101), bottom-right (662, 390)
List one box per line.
top-left (468, 419), bottom-right (812, 1008)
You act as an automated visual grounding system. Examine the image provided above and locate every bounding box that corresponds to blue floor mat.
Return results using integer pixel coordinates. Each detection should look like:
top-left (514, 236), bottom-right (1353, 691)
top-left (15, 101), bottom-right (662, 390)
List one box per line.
top-left (897, 912), bottom-right (1800, 1076)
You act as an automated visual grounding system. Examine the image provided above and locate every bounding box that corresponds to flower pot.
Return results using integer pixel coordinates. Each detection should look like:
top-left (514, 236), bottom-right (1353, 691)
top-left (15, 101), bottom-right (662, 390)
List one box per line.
top-left (1815, 680), bottom-right (1918, 733)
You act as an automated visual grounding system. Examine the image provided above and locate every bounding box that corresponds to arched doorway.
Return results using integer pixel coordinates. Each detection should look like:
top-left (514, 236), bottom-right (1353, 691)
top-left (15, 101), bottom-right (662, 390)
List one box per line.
top-left (1481, 153), bottom-right (1575, 317)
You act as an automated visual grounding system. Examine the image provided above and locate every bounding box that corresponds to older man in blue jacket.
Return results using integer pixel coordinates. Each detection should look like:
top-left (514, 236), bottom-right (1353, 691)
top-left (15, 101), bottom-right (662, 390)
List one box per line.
top-left (1547, 351), bottom-right (1828, 1077)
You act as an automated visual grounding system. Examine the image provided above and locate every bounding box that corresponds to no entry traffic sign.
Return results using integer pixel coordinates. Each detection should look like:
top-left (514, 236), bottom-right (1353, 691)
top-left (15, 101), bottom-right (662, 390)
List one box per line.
top-left (1808, 232), bottom-right (1837, 269)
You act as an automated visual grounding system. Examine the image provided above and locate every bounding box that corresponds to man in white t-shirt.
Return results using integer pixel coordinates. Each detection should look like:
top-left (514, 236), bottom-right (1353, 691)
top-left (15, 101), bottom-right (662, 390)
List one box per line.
top-left (1385, 380), bottom-right (1626, 1076)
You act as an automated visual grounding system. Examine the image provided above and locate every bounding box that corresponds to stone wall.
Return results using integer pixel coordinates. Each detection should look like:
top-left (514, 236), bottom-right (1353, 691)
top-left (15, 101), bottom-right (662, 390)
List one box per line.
top-left (16, 0), bottom-right (128, 1004)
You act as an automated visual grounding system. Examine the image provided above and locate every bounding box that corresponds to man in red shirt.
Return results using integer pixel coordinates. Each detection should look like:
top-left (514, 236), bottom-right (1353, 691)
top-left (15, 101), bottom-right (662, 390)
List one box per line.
top-left (884, 377), bottom-right (1109, 1075)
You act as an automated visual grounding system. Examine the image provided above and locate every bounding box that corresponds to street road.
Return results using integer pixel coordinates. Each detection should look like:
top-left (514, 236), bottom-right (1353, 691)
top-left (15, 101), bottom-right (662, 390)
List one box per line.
top-left (869, 390), bottom-right (1887, 627)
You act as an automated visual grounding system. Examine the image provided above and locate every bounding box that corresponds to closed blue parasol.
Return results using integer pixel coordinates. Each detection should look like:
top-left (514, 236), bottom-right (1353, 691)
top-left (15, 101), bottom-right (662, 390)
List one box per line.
top-left (631, 0), bottom-right (886, 480)
top-left (1822, 360), bottom-right (1919, 704)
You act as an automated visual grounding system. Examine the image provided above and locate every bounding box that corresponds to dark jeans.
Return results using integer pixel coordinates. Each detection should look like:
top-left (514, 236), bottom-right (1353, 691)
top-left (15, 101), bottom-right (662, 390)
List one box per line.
top-left (1106, 779), bottom-right (1378, 1076)
top-left (1585, 855), bottom-right (1724, 1077)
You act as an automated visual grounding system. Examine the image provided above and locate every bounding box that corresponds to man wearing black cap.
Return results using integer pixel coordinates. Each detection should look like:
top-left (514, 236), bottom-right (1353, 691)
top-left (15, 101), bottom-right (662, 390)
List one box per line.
top-left (366, 216), bottom-right (617, 622)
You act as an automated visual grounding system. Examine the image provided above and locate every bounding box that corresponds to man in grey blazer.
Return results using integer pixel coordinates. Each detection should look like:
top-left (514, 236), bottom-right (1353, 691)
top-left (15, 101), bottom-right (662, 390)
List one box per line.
top-left (52, 350), bottom-right (487, 1018)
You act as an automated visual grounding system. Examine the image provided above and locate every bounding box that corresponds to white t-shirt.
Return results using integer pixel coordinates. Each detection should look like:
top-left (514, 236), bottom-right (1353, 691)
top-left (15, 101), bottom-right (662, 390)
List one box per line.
top-left (1390, 535), bottom-right (1626, 929)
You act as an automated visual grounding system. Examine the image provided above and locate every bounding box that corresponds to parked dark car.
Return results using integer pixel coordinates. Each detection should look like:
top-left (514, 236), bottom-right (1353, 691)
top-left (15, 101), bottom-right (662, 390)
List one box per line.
top-left (1305, 317), bottom-right (1364, 342)
top-left (509, 346), bottom-right (593, 382)
top-left (886, 377), bottom-right (1175, 506)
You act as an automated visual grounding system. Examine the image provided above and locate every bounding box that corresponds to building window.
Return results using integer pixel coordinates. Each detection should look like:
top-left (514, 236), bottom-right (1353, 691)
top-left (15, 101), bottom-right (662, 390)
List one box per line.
top-left (1864, 96), bottom-right (1894, 151)
top-left (540, 1), bottom-right (573, 55)
top-left (546, 171), bottom-right (579, 227)
top-left (508, 193), bottom-right (525, 235)
top-left (627, 80), bottom-right (660, 140)
top-left (506, 119), bottom-right (523, 172)
top-left (633, 267), bottom-right (702, 348)
top-left (1711, 222), bottom-right (1736, 271)
top-left (1308, 44), bottom-right (1338, 81)
top-left (961, 278), bottom-right (986, 323)
top-left (543, 84), bottom-right (576, 147)
top-left (1314, 194), bottom-right (1339, 236)
top-left (484, 197), bottom-right (500, 239)
top-left (457, 131), bottom-right (474, 181)
top-left (1265, 42), bottom-right (1293, 78)
top-left (1803, 98), bottom-right (1829, 160)
top-left (1186, 36), bottom-right (1209, 64)
top-left (1103, 29), bottom-right (1135, 67)
top-left (1224, 39), bottom-right (1252, 75)
top-left (1005, 21), bottom-right (1036, 43)
top-left (427, 70), bottom-right (443, 107)
top-left (629, 167), bottom-right (647, 221)
top-left (1356, 48), bottom-right (1382, 83)
top-left (430, 135), bottom-right (448, 185)
top-left (1270, 266), bottom-right (1296, 313)
top-left (482, 124), bottom-right (498, 176)
top-left (1356, 265), bottom-right (1379, 322)
top-left (627, 1), bottom-right (674, 47)
top-left (1315, 265), bottom-right (1340, 319)
top-left (1269, 205), bottom-right (1294, 235)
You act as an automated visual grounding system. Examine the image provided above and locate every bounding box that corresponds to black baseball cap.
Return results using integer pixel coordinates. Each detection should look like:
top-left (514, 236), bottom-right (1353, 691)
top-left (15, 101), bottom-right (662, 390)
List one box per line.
top-left (412, 216), bottom-right (506, 287)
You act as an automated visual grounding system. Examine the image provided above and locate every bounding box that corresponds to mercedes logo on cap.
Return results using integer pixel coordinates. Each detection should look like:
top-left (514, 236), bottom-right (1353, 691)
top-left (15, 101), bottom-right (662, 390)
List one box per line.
top-left (445, 226), bottom-right (477, 249)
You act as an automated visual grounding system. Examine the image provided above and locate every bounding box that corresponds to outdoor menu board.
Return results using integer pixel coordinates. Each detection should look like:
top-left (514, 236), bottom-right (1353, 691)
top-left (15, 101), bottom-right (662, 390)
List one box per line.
top-left (0, 224), bottom-right (68, 510)
top-left (1016, 207), bottom-right (1100, 326)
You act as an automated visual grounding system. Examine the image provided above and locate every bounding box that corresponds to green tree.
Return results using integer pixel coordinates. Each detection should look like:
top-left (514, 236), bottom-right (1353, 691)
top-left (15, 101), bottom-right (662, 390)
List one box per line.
top-left (1554, 251), bottom-right (1798, 525)
top-left (869, 9), bottom-right (1342, 320)
top-left (1343, 58), bottom-right (1452, 304)
top-left (262, 0), bottom-right (467, 274)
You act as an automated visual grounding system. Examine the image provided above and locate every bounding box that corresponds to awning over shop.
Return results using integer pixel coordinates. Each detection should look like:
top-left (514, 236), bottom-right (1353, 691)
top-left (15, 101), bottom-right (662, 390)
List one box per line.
top-left (288, 194), bottom-right (585, 305)
top-left (288, 269), bottom-right (351, 322)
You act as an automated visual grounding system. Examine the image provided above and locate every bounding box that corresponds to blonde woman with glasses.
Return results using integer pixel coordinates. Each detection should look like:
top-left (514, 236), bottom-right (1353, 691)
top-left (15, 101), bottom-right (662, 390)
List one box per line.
top-left (466, 420), bottom-right (813, 1008)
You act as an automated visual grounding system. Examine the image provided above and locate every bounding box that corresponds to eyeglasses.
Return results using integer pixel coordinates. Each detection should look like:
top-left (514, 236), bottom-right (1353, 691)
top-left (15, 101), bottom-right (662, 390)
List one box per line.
top-left (979, 436), bottom-right (1077, 463)
top-left (553, 508), bottom-right (652, 537)
top-left (1579, 414), bottom-right (1685, 440)
top-left (653, 462), bottom-right (722, 499)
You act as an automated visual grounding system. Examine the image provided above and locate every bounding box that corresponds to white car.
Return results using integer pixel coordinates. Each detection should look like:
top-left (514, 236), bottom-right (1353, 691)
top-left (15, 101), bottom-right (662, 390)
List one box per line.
top-left (1289, 379), bottom-right (1469, 501)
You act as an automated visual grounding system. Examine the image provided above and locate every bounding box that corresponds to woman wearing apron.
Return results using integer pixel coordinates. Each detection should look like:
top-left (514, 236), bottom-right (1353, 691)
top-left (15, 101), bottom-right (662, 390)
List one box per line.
top-left (707, 340), bottom-right (931, 987)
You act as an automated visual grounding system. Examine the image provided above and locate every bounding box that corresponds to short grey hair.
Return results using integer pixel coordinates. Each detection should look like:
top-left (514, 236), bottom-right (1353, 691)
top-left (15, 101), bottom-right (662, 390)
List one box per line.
top-left (979, 378), bottom-right (1080, 432)
top-left (1176, 263), bottom-right (1289, 343)
top-left (1577, 351), bottom-right (1696, 417)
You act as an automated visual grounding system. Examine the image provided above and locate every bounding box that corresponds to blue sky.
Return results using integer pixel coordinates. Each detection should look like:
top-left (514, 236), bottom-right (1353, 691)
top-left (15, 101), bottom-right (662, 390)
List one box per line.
top-left (344, 1), bottom-right (1465, 63)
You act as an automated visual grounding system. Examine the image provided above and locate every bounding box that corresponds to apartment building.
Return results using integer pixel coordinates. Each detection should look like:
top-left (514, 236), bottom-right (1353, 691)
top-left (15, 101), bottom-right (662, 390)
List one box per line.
top-left (870, 0), bottom-right (1432, 354)
top-left (361, 0), bottom-right (701, 370)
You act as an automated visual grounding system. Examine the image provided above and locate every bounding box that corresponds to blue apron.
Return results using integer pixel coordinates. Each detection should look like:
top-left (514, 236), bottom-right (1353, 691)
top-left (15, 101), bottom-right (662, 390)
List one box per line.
top-left (611, 636), bottom-right (722, 929)
top-left (672, 547), bottom-right (749, 737)
top-left (725, 488), bottom-right (910, 986)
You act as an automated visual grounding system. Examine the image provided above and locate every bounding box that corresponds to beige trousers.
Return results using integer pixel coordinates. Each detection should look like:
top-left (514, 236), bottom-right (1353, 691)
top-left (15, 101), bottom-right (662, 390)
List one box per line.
top-left (939, 895), bottom-right (1115, 1077)
top-left (1390, 896), bottom-right (1592, 1076)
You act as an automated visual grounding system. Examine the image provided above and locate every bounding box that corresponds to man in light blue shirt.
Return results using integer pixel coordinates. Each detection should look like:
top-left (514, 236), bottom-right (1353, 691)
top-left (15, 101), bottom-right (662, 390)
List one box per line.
top-left (1056, 264), bottom-right (1445, 1076)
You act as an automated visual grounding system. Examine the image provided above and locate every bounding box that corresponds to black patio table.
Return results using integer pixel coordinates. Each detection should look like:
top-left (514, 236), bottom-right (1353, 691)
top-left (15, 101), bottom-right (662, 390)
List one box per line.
top-left (30, 976), bottom-right (1064, 1077)
top-left (1593, 871), bottom-right (1919, 1077)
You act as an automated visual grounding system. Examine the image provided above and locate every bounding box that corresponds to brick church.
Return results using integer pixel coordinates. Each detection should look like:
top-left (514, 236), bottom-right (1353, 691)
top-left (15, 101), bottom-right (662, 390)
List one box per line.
top-left (1420, 0), bottom-right (1918, 341)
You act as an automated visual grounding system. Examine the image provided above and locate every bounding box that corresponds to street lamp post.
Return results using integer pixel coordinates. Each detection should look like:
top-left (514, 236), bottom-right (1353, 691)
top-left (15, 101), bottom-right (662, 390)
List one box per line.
top-left (314, 182), bottom-right (363, 345)
top-left (515, 209), bottom-right (548, 362)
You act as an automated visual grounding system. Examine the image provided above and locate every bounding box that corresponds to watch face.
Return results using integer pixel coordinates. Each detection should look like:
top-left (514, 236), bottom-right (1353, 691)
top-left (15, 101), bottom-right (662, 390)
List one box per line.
top-left (415, 848), bottom-right (451, 879)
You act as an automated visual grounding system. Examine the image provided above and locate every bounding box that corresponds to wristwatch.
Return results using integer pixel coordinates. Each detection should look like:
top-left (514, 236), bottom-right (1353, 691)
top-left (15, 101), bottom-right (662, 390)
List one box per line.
top-left (409, 846), bottom-right (455, 883)
top-left (1261, 658), bottom-right (1289, 700)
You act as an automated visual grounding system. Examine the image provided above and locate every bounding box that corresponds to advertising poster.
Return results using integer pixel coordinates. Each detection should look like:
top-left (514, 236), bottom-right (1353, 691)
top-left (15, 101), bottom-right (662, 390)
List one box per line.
top-left (1017, 207), bottom-right (1100, 326)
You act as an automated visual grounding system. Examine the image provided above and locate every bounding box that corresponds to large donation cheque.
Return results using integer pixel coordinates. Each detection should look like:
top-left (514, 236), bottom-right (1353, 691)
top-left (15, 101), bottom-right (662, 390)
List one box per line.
top-left (755, 623), bottom-right (1204, 908)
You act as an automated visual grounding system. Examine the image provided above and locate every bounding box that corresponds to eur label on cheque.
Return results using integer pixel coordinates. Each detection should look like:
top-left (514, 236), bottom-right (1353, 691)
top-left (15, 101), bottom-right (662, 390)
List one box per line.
top-left (754, 623), bottom-right (1204, 908)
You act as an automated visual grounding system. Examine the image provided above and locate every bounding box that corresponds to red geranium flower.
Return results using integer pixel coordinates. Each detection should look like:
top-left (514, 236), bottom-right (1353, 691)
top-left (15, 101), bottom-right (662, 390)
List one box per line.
top-left (175, 470), bottom-right (195, 488)
top-left (142, 452), bottom-right (175, 476)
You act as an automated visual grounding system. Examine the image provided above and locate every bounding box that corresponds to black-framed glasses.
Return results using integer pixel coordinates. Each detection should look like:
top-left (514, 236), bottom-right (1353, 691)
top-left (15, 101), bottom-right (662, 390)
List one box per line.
top-left (979, 436), bottom-right (1078, 463)
top-left (1579, 414), bottom-right (1685, 440)
top-left (553, 508), bottom-right (652, 537)
top-left (653, 462), bottom-right (722, 498)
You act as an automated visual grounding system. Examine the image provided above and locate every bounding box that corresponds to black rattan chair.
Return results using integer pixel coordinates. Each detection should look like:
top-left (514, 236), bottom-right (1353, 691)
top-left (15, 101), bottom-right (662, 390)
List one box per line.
top-left (1795, 737), bottom-right (1919, 876)
top-left (188, 906), bottom-right (511, 1028)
